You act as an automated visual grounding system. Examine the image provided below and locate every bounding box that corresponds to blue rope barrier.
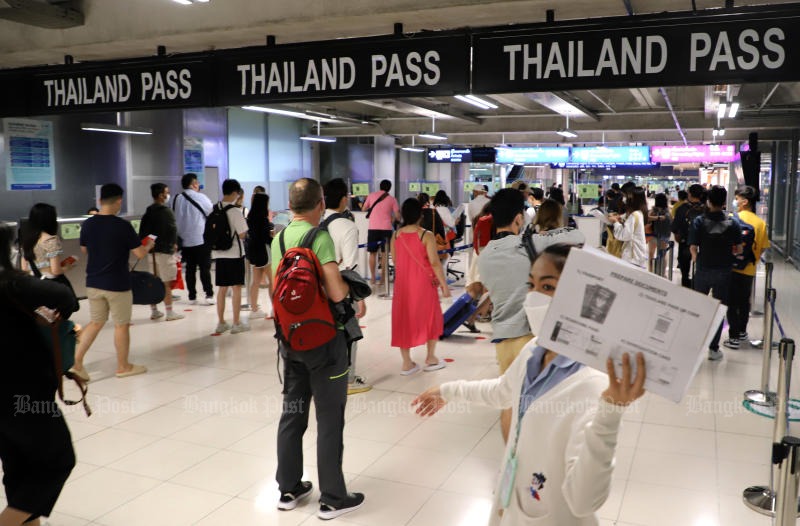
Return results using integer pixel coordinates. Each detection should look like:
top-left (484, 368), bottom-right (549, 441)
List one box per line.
top-left (770, 294), bottom-right (787, 340)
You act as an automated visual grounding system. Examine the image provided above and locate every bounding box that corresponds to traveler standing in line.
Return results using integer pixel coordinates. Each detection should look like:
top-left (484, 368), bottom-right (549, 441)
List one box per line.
top-left (724, 185), bottom-right (769, 349)
top-left (608, 186), bottom-right (648, 269)
top-left (467, 184), bottom-right (490, 225)
top-left (173, 173), bottom-right (215, 305)
top-left (272, 178), bottom-right (365, 520)
top-left (245, 192), bottom-right (273, 320)
top-left (671, 189), bottom-right (688, 218)
top-left (647, 193), bottom-right (672, 273)
top-left (0, 224), bottom-right (78, 526)
top-left (671, 184), bottom-right (707, 288)
top-left (139, 183), bottom-right (184, 322)
top-left (212, 179), bottom-right (250, 335)
top-left (322, 178), bottom-right (370, 394)
top-left (477, 189), bottom-right (534, 442)
top-left (71, 183), bottom-right (153, 381)
top-left (525, 186), bottom-right (545, 223)
top-left (529, 199), bottom-right (586, 252)
top-left (689, 185), bottom-right (743, 361)
top-left (362, 179), bottom-right (400, 286)
top-left (20, 203), bottom-right (79, 312)
top-left (390, 197), bottom-right (450, 375)
top-left (412, 243), bottom-right (647, 526)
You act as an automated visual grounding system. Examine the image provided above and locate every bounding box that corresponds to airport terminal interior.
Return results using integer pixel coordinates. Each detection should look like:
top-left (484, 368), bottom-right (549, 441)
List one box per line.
top-left (4, 1), bottom-right (800, 525)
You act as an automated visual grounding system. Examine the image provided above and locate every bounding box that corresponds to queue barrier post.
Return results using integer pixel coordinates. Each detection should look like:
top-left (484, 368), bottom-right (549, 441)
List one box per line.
top-left (751, 260), bottom-right (774, 332)
top-left (745, 288), bottom-right (777, 406)
top-left (743, 338), bottom-right (799, 517)
top-left (775, 434), bottom-right (800, 526)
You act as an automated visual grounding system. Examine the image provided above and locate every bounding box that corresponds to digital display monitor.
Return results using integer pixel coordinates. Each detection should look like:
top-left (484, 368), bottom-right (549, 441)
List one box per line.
top-left (495, 147), bottom-right (570, 164)
top-left (569, 146), bottom-right (651, 164)
top-left (650, 145), bottom-right (740, 163)
top-left (550, 162), bottom-right (659, 169)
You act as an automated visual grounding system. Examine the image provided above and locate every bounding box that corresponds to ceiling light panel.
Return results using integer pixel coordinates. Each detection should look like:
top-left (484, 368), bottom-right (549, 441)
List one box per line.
top-left (525, 92), bottom-right (589, 117)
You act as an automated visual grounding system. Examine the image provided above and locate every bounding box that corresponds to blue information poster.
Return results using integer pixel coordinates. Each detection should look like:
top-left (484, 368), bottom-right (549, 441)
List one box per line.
top-left (183, 136), bottom-right (205, 188)
top-left (4, 118), bottom-right (56, 190)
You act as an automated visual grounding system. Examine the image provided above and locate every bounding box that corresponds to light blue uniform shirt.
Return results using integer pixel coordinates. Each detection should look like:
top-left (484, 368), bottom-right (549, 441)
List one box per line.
top-left (519, 346), bottom-right (584, 417)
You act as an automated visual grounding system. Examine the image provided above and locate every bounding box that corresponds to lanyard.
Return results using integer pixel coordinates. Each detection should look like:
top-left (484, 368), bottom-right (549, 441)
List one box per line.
top-left (509, 364), bottom-right (560, 458)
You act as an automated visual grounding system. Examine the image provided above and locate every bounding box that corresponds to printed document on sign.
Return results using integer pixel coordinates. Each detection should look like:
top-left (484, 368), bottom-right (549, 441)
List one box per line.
top-left (538, 246), bottom-right (725, 403)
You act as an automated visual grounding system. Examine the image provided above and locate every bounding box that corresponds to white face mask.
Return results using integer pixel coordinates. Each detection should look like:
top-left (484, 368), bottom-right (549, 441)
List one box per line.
top-left (164, 194), bottom-right (171, 204)
top-left (524, 290), bottom-right (552, 335)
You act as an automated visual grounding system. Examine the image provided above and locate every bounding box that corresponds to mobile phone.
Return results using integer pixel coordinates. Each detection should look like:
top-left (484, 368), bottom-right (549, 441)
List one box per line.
top-left (35, 306), bottom-right (57, 323)
top-left (61, 255), bottom-right (77, 267)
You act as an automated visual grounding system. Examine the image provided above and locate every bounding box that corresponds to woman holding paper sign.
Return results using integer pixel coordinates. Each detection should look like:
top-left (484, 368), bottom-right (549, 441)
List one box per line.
top-left (412, 243), bottom-right (646, 526)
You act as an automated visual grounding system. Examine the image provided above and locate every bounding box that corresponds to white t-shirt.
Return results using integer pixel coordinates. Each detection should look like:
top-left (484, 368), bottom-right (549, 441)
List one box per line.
top-left (467, 194), bottom-right (490, 224)
top-left (322, 210), bottom-right (360, 271)
top-left (211, 199), bottom-right (249, 260)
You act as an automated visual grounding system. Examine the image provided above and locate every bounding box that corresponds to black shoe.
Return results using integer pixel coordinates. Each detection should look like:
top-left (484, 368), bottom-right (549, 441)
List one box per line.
top-left (278, 481), bottom-right (313, 510)
top-left (318, 492), bottom-right (365, 520)
top-left (463, 321), bottom-right (480, 333)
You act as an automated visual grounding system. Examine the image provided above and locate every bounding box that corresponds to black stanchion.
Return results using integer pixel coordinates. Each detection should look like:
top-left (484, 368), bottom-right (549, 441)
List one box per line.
top-left (743, 338), bottom-right (800, 517)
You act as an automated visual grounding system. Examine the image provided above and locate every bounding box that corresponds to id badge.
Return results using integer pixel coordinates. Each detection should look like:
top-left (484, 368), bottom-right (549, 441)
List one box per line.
top-left (500, 452), bottom-right (518, 509)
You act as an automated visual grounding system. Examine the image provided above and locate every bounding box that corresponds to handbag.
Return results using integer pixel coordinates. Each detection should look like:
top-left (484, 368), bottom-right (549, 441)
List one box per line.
top-left (605, 225), bottom-right (624, 258)
top-left (26, 255), bottom-right (79, 312)
top-left (7, 291), bottom-right (91, 416)
top-left (130, 257), bottom-right (166, 305)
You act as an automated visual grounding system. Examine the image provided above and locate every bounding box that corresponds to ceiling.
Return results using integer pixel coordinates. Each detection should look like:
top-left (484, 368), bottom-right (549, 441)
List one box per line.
top-left (2, 0), bottom-right (800, 147)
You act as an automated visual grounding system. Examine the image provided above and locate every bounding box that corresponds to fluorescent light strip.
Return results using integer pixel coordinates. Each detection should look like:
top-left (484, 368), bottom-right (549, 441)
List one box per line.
top-left (718, 103), bottom-right (727, 119)
top-left (454, 95), bottom-right (498, 110)
top-left (172, 0), bottom-right (192, 4)
top-left (241, 106), bottom-right (340, 123)
top-left (299, 135), bottom-right (336, 143)
top-left (728, 102), bottom-right (739, 118)
top-left (556, 129), bottom-right (578, 138)
top-left (401, 147), bottom-right (425, 152)
top-left (418, 133), bottom-right (447, 141)
top-left (81, 123), bottom-right (153, 135)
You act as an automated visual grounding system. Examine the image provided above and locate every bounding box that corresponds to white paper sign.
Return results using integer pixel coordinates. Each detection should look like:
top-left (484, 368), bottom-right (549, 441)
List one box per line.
top-left (537, 246), bottom-right (725, 403)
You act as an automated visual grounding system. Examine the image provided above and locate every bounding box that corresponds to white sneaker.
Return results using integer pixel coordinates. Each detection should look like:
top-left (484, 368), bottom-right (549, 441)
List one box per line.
top-left (150, 310), bottom-right (164, 320)
top-left (189, 299), bottom-right (198, 305)
top-left (214, 322), bottom-right (231, 334)
top-left (205, 296), bottom-right (216, 305)
top-left (249, 309), bottom-right (266, 320)
top-left (165, 312), bottom-right (185, 321)
top-left (231, 323), bottom-right (251, 334)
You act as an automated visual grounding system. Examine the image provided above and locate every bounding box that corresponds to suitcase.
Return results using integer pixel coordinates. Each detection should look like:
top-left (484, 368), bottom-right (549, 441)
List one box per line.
top-left (441, 293), bottom-right (478, 339)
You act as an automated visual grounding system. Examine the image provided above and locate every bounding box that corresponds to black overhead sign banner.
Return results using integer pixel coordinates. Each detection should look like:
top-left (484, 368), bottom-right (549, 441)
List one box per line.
top-left (29, 59), bottom-right (211, 114)
top-left (0, 73), bottom-right (27, 117)
top-left (215, 33), bottom-right (469, 105)
top-left (472, 7), bottom-right (800, 93)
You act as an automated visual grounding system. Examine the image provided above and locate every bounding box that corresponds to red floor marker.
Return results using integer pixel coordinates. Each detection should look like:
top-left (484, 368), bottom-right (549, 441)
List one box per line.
top-left (360, 325), bottom-right (367, 329)
top-left (184, 309), bottom-right (193, 312)
top-left (444, 358), bottom-right (455, 363)
top-left (475, 336), bottom-right (487, 340)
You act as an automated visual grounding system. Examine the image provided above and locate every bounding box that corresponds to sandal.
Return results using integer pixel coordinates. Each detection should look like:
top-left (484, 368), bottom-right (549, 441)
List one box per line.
top-left (116, 364), bottom-right (147, 378)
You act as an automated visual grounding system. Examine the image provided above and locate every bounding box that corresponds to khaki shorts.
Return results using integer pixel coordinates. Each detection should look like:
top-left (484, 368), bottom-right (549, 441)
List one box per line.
top-left (149, 252), bottom-right (178, 282)
top-left (495, 334), bottom-right (534, 374)
top-left (87, 287), bottom-right (133, 325)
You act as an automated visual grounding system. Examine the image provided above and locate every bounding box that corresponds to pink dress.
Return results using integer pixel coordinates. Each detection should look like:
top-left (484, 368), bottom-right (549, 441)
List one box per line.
top-left (391, 231), bottom-right (443, 347)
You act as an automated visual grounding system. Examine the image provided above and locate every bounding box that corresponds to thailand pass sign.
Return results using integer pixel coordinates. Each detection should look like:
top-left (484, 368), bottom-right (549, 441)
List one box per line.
top-left (217, 33), bottom-right (469, 104)
top-left (473, 7), bottom-right (800, 92)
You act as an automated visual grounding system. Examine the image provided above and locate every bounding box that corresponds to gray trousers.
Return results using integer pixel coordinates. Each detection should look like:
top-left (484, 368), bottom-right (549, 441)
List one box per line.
top-left (276, 331), bottom-right (349, 507)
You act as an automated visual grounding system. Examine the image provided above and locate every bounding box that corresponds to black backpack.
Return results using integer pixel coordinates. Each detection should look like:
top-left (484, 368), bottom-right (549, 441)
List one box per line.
top-left (730, 214), bottom-right (757, 270)
top-left (204, 203), bottom-right (236, 250)
top-left (679, 202), bottom-right (706, 241)
top-left (696, 215), bottom-right (737, 263)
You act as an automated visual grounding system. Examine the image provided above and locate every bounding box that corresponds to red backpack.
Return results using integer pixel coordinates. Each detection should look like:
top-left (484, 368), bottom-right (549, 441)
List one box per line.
top-left (473, 214), bottom-right (494, 254)
top-left (272, 227), bottom-right (338, 351)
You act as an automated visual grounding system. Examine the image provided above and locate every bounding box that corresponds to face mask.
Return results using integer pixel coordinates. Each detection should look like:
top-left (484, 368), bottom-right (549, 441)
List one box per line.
top-left (524, 290), bottom-right (552, 335)
top-left (731, 200), bottom-right (738, 212)
top-left (164, 194), bottom-right (171, 204)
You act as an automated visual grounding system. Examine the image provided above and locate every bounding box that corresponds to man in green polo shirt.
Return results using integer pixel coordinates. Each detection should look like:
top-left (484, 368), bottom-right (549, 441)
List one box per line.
top-left (271, 178), bottom-right (365, 521)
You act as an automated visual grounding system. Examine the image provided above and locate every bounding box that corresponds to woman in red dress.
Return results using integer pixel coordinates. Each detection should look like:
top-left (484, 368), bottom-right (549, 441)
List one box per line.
top-left (391, 198), bottom-right (450, 375)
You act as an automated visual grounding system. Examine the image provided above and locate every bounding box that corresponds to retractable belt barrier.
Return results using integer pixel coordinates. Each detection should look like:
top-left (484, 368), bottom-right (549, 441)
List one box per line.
top-left (744, 339), bottom-right (800, 522)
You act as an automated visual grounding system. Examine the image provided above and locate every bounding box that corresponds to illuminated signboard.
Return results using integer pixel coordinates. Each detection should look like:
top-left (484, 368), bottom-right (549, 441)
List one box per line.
top-left (427, 147), bottom-right (496, 163)
top-left (495, 147), bottom-right (570, 164)
top-left (569, 146), bottom-right (651, 164)
top-left (650, 145), bottom-right (739, 163)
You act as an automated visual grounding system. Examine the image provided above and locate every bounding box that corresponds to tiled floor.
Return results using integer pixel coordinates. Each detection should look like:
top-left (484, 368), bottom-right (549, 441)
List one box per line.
top-left (4, 255), bottom-right (800, 525)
